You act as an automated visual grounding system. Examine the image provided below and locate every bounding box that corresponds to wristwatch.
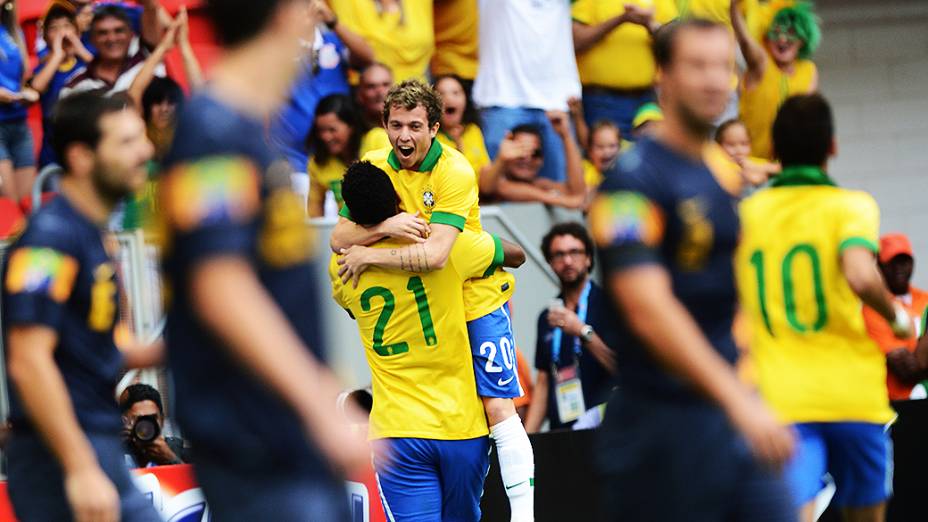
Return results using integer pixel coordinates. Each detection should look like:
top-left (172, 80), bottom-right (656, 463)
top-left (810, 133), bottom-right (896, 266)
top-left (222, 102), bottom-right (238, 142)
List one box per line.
top-left (580, 324), bottom-right (595, 343)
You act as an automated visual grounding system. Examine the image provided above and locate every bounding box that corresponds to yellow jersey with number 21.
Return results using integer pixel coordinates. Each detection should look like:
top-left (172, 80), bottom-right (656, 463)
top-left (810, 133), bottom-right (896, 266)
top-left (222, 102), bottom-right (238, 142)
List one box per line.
top-left (351, 141), bottom-right (515, 322)
top-left (330, 230), bottom-right (504, 440)
top-left (735, 166), bottom-right (893, 425)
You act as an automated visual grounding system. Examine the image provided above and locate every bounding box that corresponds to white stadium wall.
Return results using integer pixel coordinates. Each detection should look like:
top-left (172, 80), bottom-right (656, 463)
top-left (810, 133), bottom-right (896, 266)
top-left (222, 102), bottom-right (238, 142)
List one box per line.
top-left (816, 0), bottom-right (928, 287)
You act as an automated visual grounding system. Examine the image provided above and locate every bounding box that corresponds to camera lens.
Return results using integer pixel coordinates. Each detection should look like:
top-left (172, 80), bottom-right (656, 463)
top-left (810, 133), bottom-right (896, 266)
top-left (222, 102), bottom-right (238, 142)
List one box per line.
top-left (132, 416), bottom-right (160, 443)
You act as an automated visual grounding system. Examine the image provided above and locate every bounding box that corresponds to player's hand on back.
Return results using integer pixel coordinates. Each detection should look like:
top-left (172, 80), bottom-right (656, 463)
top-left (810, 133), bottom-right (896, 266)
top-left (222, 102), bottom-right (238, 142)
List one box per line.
top-left (379, 211), bottom-right (429, 243)
top-left (337, 245), bottom-right (376, 287)
top-left (728, 395), bottom-right (795, 470)
top-left (65, 466), bottom-right (120, 522)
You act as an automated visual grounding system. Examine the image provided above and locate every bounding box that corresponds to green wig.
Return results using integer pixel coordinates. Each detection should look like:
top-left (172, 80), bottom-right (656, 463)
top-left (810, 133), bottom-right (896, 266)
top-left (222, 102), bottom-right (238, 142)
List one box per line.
top-left (768, 2), bottom-right (822, 60)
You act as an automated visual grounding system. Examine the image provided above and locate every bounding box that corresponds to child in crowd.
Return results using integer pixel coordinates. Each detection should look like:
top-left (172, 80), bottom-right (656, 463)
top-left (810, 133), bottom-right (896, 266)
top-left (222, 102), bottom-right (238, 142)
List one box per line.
top-left (716, 119), bottom-right (780, 189)
top-left (30, 5), bottom-right (93, 169)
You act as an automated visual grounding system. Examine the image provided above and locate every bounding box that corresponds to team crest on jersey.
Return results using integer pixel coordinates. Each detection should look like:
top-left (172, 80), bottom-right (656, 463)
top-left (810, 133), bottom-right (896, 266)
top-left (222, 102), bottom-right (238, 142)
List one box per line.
top-left (676, 197), bottom-right (714, 271)
top-left (423, 190), bottom-right (435, 209)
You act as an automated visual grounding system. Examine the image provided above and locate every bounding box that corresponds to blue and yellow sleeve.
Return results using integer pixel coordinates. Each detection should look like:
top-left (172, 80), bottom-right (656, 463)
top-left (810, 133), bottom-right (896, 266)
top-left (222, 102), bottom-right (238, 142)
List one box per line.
top-left (4, 233), bottom-right (79, 330)
top-left (161, 155), bottom-right (261, 265)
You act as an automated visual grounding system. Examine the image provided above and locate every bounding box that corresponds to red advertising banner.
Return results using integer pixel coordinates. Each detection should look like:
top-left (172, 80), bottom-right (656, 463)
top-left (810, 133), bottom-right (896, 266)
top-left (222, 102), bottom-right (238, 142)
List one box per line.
top-left (0, 464), bottom-right (386, 522)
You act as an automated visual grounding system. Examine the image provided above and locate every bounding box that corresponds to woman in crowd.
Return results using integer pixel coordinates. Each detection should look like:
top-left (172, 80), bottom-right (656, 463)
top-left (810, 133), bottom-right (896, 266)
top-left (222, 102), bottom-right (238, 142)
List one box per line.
top-left (0, 0), bottom-right (37, 201)
top-left (732, 0), bottom-right (820, 159)
top-left (306, 94), bottom-right (370, 217)
top-left (433, 74), bottom-right (494, 193)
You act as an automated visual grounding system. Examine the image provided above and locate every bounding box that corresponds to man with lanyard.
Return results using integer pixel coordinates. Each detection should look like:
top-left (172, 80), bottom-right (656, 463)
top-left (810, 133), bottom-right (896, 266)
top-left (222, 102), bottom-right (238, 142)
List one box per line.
top-left (333, 79), bottom-right (536, 521)
top-left (3, 91), bottom-right (161, 522)
top-left (524, 222), bottom-right (618, 432)
top-left (589, 19), bottom-right (795, 520)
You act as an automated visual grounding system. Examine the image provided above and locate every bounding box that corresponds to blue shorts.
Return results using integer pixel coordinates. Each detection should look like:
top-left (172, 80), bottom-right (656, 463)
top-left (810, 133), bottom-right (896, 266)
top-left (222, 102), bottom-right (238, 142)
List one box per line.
top-left (0, 119), bottom-right (35, 168)
top-left (785, 422), bottom-right (892, 509)
top-left (6, 432), bottom-right (161, 522)
top-left (466, 304), bottom-right (522, 399)
top-left (373, 437), bottom-right (490, 522)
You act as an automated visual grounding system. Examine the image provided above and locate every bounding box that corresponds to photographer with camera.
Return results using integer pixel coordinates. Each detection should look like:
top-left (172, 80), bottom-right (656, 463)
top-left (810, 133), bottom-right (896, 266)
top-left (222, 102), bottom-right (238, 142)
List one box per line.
top-left (119, 383), bottom-right (188, 468)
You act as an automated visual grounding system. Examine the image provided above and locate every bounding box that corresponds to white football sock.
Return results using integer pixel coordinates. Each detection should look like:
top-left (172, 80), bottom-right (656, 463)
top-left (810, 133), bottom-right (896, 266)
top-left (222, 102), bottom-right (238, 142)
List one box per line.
top-left (490, 414), bottom-right (535, 521)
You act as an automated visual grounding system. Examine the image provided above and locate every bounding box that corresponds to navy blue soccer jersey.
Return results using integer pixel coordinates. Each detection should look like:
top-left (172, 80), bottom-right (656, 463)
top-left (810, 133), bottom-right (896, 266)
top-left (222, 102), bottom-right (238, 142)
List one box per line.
top-left (589, 137), bottom-right (741, 400)
top-left (3, 196), bottom-right (124, 434)
top-left (159, 92), bottom-right (329, 474)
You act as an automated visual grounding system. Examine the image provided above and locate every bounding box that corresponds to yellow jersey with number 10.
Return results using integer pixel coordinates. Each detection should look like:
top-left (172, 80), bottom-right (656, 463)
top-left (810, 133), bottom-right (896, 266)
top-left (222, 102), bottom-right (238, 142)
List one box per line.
top-left (351, 141), bottom-right (515, 322)
top-left (330, 230), bottom-right (503, 440)
top-left (734, 167), bottom-right (893, 424)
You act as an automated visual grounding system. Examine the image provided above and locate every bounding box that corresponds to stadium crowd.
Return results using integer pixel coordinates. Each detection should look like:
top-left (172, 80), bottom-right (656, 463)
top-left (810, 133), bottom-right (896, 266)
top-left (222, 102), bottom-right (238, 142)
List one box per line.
top-left (0, 0), bottom-right (926, 521)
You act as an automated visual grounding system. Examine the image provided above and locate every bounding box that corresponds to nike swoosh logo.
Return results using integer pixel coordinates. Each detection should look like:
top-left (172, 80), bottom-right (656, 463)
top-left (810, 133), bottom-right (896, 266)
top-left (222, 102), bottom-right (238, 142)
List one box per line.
top-left (498, 376), bottom-right (514, 386)
top-left (505, 480), bottom-right (528, 490)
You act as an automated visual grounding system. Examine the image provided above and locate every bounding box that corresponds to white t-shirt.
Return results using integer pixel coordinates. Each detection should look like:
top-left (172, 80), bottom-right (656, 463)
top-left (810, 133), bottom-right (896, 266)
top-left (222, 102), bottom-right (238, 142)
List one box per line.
top-left (473, 0), bottom-right (581, 111)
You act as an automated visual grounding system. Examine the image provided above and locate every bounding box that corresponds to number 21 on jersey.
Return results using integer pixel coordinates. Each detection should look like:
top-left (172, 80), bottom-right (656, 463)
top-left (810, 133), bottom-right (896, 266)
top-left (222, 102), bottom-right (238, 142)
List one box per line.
top-left (361, 276), bottom-right (438, 357)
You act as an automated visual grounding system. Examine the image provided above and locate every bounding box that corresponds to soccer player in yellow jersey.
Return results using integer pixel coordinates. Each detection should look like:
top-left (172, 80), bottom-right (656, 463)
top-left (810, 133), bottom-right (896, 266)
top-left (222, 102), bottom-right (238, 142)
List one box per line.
top-left (332, 162), bottom-right (526, 521)
top-left (331, 80), bottom-right (536, 521)
top-left (735, 94), bottom-right (914, 522)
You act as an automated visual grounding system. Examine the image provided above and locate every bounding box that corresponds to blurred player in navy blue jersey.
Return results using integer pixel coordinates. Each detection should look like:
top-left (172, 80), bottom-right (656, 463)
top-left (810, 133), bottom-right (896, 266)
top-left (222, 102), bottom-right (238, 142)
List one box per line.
top-left (157, 0), bottom-right (368, 520)
top-left (3, 91), bottom-right (162, 522)
top-left (589, 19), bottom-right (796, 522)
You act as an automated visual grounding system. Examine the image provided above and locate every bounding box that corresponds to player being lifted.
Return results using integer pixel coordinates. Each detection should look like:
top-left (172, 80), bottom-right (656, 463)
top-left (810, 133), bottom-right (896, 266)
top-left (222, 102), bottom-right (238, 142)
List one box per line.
top-left (332, 80), bottom-right (536, 521)
top-left (332, 161), bottom-right (527, 521)
top-left (736, 93), bottom-right (913, 522)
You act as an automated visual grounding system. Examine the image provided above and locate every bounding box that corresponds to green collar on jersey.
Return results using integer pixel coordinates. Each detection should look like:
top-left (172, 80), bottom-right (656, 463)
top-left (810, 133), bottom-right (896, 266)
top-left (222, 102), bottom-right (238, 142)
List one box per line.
top-left (771, 165), bottom-right (836, 188)
top-left (387, 139), bottom-right (443, 172)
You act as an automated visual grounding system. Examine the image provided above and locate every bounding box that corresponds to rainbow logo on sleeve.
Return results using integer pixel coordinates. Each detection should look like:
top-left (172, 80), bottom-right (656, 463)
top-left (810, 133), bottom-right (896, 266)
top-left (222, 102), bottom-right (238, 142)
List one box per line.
top-left (5, 247), bottom-right (79, 303)
top-left (164, 156), bottom-right (261, 231)
top-left (589, 191), bottom-right (666, 248)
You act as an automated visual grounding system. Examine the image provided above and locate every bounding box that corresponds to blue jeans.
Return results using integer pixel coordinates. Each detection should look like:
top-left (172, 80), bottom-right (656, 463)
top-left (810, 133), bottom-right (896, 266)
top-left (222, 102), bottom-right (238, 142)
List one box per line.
top-left (481, 106), bottom-right (567, 182)
top-left (7, 432), bottom-right (161, 522)
top-left (0, 118), bottom-right (35, 168)
top-left (581, 88), bottom-right (655, 140)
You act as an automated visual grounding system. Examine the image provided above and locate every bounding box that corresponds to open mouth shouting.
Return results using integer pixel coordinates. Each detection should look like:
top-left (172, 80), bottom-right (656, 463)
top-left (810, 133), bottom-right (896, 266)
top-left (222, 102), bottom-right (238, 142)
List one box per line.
top-left (397, 145), bottom-right (415, 159)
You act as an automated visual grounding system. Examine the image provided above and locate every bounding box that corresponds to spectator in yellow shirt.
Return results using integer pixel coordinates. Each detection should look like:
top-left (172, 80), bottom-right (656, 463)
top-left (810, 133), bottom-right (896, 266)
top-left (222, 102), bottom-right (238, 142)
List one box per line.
top-left (732, 0), bottom-right (820, 159)
top-left (331, 0), bottom-right (434, 81)
top-left (571, 0), bottom-right (678, 137)
top-left (432, 0), bottom-right (478, 85)
top-left (307, 94), bottom-right (382, 217)
top-left (433, 75), bottom-right (494, 197)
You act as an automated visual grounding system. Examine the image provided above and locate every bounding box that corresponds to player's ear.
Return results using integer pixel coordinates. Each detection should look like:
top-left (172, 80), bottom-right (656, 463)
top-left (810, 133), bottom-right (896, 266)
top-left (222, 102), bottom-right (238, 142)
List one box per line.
top-left (828, 137), bottom-right (837, 159)
top-left (64, 143), bottom-right (95, 179)
top-left (430, 121), bottom-right (440, 140)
